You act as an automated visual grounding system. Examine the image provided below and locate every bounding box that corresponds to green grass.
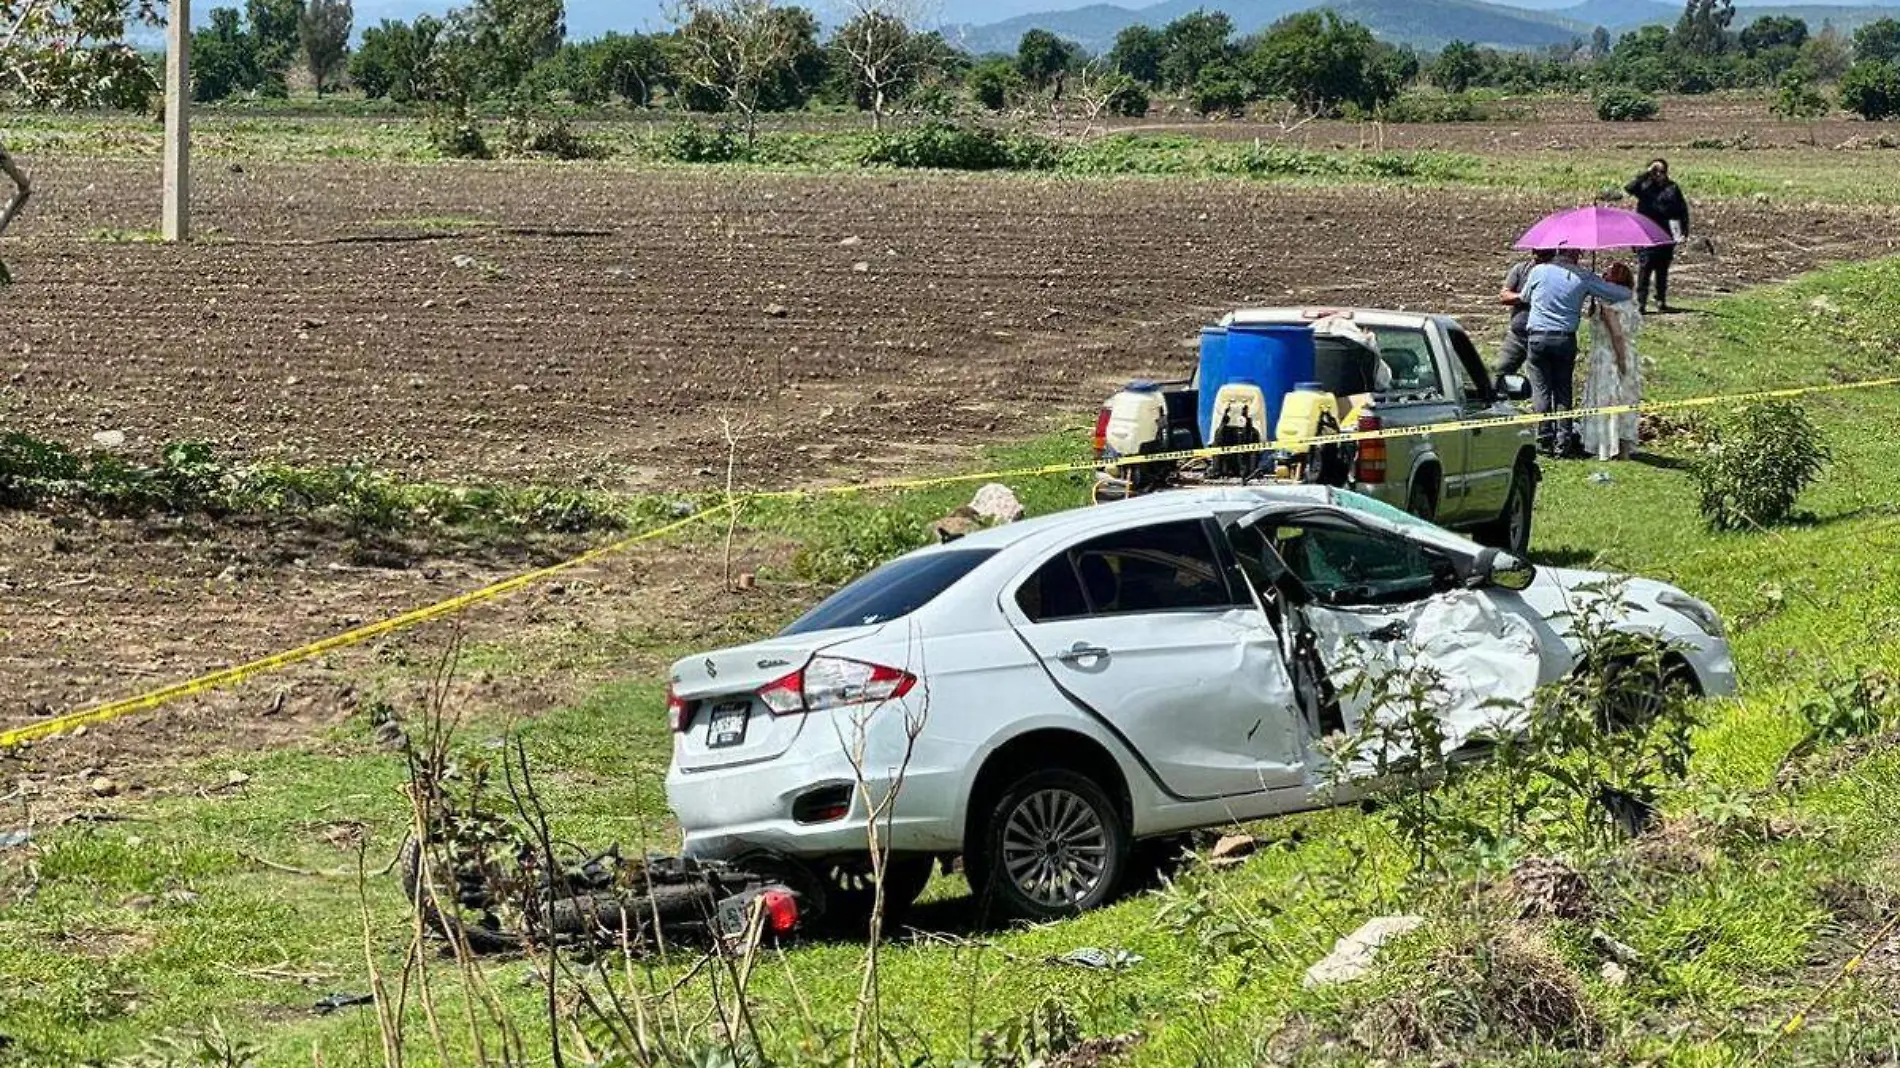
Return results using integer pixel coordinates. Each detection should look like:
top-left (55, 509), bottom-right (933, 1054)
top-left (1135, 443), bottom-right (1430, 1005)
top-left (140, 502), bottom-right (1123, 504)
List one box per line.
top-left (12, 111), bottom-right (1900, 206)
top-left (8, 260), bottom-right (1900, 1064)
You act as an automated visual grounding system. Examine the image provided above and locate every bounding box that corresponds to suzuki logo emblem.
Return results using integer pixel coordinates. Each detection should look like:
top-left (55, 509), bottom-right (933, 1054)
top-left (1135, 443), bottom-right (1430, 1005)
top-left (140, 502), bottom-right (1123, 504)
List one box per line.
top-left (704, 659), bottom-right (718, 678)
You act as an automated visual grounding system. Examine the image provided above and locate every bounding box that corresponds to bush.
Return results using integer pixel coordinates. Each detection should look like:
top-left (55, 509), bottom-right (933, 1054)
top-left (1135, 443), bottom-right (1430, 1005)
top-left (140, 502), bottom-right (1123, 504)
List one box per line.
top-left (511, 117), bottom-right (603, 161)
top-left (1106, 79), bottom-right (1150, 118)
top-left (1840, 60), bottom-right (1900, 120)
top-left (1595, 86), bottom-right (1660, 122)
top-left (660, 122), bottom-right (744, 163)
top-left (1692, 400), bottom-right (1831, 531)
top-left (1190, 64), bottom-right (1250, 117)
top-left (1771, 71), bottom-right (1832, 120)
top-left (1351, 90), bottom-right (1508, 124)
top-left (859, 121), bottom-right (1060, 171)
top-left (968, 59), bottom-right (1020, 112)
top-left (429, 113), bottom-right (492, 159)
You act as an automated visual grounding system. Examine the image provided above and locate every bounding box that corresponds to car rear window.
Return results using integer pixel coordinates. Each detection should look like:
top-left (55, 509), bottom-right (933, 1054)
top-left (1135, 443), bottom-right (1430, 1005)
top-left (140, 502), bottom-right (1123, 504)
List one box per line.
top-left (780, 549), bottom-right (999, 636)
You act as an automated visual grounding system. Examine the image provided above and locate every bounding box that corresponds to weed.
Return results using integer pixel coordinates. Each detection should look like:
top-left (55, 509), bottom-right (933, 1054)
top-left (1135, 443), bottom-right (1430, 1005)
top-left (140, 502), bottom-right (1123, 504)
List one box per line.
top-left (662, 121), bottom-right (745, 164)
top-left (1692, 399), bottom-right (1831, 531)
top-left (859, 121), bottom-right (1061, 172)
top-left (1595, 87), bottom-right (1660, 122)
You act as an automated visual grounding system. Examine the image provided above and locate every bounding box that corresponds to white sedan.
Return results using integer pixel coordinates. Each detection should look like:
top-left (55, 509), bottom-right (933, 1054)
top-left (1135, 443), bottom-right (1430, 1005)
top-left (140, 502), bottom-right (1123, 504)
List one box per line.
top-left (663, 487), bottom-right (1734, 922)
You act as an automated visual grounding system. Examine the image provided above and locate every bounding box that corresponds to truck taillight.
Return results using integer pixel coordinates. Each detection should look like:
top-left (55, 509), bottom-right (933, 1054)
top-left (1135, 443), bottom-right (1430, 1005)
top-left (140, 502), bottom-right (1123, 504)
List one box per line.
top-left (759, 657), bottom-right (916, 716)
top-left (1092, 406), bottom-right (1112, 456)
top-left (666, 685), bottom-right (689, 732)
top-left (1355, 414), bottom-right (1387, 484)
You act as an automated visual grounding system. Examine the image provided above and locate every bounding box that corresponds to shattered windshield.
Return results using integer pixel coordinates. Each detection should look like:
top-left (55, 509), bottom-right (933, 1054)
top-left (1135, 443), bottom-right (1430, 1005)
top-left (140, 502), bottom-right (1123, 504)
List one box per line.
top-left (1330, 489), bottom-right (1476, 549)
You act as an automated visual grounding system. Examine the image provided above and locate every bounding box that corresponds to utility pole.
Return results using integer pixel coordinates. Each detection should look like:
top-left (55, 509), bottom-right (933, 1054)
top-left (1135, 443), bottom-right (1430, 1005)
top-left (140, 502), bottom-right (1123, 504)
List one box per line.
top-left (162, 0), bottom-right (191, 242)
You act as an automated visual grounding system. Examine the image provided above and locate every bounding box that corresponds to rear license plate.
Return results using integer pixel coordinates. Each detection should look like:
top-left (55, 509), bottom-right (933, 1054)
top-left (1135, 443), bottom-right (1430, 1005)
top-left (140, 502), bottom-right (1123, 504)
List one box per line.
top-left (707, 701), bottom-right (751, 749)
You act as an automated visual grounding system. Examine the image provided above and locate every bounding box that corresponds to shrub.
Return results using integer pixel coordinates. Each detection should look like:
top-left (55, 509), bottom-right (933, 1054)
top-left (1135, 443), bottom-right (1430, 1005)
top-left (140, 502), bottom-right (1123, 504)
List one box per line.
top-left (429, 113), bottom-right (492, 159)
top-left (1347, 90), bottom-right (1501, 123)
top-left (1191, 64), bottom-right (1250, 117)
top-left (859, 121), bottom-right (1059, 171)
top-left (1106, 79), bottom-right (1150, 118)
top-left (967, 59), bottom-right (1020, 112)
top-left (1692, 399), bottom-right (1831, 531)
top-left (660, 122), bottom-right (744, 163)
top-left (513, 118), bottom-right (603, 161)
top-left (1771, 71), bottom-right (1832, 120)
top-left (1840, 60), bottom-right (1900, 120)
top-left (1595, 86), bottom-right (1660, 122)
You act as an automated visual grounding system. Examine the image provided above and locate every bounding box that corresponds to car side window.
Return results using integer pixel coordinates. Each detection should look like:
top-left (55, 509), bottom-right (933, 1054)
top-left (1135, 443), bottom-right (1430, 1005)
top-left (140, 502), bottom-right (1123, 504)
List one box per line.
top-left (1272, 522), bottom-right (1449, 607)
top-left (1017, 520), bottom-right (1234, 622)
top-left (1367, 327), bottom-right (1443, 396)
top-left (1446, 329), bottom-right (1493, 403)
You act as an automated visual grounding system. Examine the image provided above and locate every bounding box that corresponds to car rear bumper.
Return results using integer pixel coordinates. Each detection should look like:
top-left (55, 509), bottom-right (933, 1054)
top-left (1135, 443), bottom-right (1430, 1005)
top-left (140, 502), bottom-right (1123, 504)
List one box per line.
top-left (666, 709), bottom-right (973, 861)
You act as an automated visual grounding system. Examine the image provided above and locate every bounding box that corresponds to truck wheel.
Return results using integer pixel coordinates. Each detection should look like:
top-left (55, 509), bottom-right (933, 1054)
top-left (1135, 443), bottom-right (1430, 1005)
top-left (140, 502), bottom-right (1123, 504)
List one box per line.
top-left (1477, 458), bottom-right (1537, 555)
top-left (966, 768), bottom-right (1130, 922)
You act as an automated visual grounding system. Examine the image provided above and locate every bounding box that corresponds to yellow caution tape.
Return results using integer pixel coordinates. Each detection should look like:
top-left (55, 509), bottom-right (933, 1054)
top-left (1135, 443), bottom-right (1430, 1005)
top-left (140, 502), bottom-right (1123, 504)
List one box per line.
top-left (1749, 909), bottom-right (1900, 1064)
top-left (5, 373), bottom-right (1897, 750)
top-left (0, 504), bottom-right (733, 749)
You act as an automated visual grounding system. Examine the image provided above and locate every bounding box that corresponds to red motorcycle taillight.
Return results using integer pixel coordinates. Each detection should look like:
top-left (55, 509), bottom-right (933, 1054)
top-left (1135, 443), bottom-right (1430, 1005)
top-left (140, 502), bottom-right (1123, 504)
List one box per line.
top-left (759, 889), bottom-right (799, 935)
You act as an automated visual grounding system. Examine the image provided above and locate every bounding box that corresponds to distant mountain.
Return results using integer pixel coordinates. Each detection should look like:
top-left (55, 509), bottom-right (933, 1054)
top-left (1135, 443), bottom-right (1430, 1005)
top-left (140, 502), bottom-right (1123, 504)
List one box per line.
top-left (1552, 0), bottom-right (1680, 30)
top-left (950, 0), bottom-right (1589, 53)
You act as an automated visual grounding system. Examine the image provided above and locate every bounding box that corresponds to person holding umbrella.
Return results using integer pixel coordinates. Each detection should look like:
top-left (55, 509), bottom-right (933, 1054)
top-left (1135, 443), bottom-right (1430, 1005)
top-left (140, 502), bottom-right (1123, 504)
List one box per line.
top-left (1625, 159), bottom-right (1690, 314)
top-left (1511, 206), bottom-right (1670, 457)
top-left (1520, 249), bottom-right (1633, 458)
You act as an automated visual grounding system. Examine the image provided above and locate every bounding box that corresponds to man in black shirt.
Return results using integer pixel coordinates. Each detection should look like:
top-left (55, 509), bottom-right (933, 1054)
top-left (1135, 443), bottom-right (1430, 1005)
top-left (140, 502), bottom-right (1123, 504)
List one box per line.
top-left (1626, 158), bottom-right (1691, 314)
top-left (1494, 249), bottom-right (1554, 379)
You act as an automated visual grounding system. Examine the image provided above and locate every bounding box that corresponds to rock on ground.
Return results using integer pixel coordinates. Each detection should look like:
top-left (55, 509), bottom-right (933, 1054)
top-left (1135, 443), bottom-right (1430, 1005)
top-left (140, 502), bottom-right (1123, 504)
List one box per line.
top-left (1303, 915), bottom-right (1426, 989)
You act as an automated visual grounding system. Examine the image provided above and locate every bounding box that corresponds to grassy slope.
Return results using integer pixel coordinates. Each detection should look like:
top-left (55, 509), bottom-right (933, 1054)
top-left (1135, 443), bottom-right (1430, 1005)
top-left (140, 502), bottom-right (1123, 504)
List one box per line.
top-left (5, 255), bottom-right (1900, 1064)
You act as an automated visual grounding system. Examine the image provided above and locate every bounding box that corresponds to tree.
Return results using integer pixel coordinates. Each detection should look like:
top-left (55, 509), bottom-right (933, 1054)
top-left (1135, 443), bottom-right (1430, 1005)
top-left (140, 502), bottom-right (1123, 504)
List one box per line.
top-left (1108, 24), bottom-right (1162, 85)
top-left (1244, 10), bottom-right (1398, 117)
top-left (831, 0), bottom-right (923, 129)
top-left (1432, 39), bottom-right (1481, 92)
top-left (0, 0), bottom-right (159, 261)
top-left (349, 16), bottom-right (444, 101)
top-left (247, 0), bottom-right (306, 78)
top-left (1840, 59), bottom-right (1900, 119)
top-left (300, 0), bottom-right (353, 94)
top-left (1158, 10), bottom-right (1232, 91)
top-left (1771, 68), bottom-right (1830, 130)
top-left (1740, 15), bottom-right (1807, 55)
top-left (193, 7), bottom-right (263, 101)
top-left (1015, 27), bottom-right (1071, 90)
top-left (1190, 61), bottom-right (1248, 116)
top-left (1674, 0), bottom-right (1735, 57)
top-left (1801, 26), bottom-right (1852, 81)
top-left (1856, 18), bottom-right (1900, 66)
top-left (675, 0), bottom-right (818, 145)
top-left (465, 0), bottom-right (565, 95)
top-left (967, 56), bottom-right (1018, 110)
top-left (589, 32), bottom-right (669, 105)
top-left (1590, 25), bottom-right (1613, 60)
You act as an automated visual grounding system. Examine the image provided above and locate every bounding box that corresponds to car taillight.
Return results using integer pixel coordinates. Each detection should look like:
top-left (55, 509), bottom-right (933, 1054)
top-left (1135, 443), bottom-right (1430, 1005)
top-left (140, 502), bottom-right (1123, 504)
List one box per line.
top-left (1092, 406), bottom-right (1112, 456)
top-left (1355, 414), bottom-right (1387, 484)
top-left (666, 685), bottom-right (689, 732)
top-left (757, 656), bottom-right (917, 716)
top-left (758, 888), bottom-right (799, 935)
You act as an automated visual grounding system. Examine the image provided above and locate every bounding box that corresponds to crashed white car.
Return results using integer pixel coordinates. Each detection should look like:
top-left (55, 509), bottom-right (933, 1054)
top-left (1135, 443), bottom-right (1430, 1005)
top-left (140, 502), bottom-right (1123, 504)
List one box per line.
top-left (663, 487), bottom-right (1735, 922)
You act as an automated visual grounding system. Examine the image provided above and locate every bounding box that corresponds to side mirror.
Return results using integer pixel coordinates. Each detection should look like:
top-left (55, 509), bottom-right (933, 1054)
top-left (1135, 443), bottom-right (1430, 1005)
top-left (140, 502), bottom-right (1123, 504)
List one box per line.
top-left (1497, 374), bottom-right (1533, 402)
top-left (1473, 550), bottom-right (1536, 592)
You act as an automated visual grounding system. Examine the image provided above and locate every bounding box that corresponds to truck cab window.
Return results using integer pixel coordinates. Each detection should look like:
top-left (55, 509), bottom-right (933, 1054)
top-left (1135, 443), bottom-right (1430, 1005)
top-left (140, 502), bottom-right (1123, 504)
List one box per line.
top-left (1367, 327), bottom-right (1442, 396)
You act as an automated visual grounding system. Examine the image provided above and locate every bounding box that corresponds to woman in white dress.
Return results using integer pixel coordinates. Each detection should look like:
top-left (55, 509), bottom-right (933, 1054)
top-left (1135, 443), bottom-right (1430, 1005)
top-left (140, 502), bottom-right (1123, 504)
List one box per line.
top-left (1582, 261), bottom-right (1643, 461)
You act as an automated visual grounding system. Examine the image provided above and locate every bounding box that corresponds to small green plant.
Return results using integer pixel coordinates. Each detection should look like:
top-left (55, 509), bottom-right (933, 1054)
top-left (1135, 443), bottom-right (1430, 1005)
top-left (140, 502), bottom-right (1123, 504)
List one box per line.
top-left (791, 507), bottom-right (931, 584)
top-left (1691, 399), bottom-right (1831, 531)
top-left (429, 111), bottom-right (492, 160)
top-left (1799, 666), bottom-right (1895, 746)
top-left (1595, 86), bottom-right (1660, 122)
top-left (661, 121), bottom-right (744, 164)
top-left (859, 121), bottom-right (1060, 172)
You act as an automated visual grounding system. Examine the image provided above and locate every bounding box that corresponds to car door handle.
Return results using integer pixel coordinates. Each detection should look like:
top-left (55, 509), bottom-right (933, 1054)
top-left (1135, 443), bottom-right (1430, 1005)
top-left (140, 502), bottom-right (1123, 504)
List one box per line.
top-left (1056, 643), bottom-right (1111, 664)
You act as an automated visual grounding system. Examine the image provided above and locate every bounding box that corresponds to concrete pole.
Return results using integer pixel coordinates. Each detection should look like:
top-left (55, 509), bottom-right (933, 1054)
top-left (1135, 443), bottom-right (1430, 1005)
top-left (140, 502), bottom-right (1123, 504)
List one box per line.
top-left (161, 0), bottom-right (191, 242)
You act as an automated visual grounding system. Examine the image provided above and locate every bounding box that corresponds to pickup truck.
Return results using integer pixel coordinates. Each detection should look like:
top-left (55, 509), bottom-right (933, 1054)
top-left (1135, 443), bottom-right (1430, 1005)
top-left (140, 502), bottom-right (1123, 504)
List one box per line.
top-left (1092, 307), bottom-right (1542, 555)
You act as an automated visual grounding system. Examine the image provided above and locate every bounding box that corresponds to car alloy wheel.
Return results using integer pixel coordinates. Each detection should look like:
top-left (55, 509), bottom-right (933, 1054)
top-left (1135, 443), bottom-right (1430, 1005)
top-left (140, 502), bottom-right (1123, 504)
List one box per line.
top-left (1001, 787), bottom-right (1110, 909)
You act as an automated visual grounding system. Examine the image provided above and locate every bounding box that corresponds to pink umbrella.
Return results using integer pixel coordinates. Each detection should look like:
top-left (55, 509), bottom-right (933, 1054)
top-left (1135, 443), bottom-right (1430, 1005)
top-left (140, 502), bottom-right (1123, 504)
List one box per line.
top-left (1514, 206), bottom-right (1672, 251)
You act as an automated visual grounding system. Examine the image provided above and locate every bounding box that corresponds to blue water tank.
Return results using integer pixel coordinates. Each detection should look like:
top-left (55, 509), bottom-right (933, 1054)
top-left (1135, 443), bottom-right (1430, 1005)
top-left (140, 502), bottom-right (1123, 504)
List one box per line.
top-left (1207, 324), bottom-right (1318, 442)
top-left (1195, 326), bottom-right (1229, 446)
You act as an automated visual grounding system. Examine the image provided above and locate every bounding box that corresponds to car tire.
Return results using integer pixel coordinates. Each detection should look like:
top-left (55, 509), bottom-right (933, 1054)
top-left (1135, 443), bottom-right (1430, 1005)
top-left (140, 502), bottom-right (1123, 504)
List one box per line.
top-left (1476, 457), bottom-right (1537, 555)
top-left (966, 768), bottom-right (1130, 923)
